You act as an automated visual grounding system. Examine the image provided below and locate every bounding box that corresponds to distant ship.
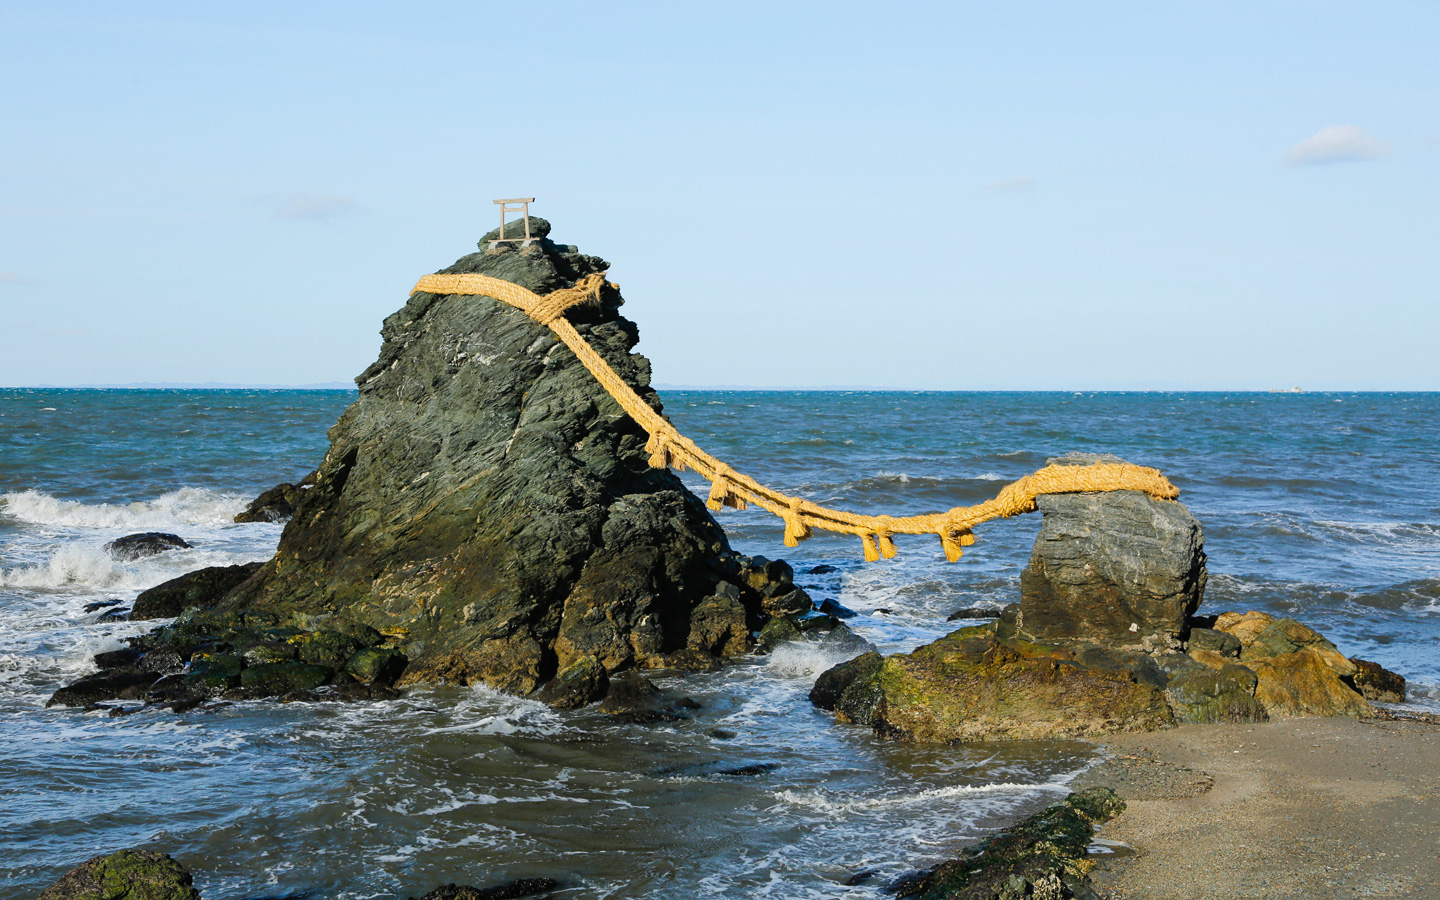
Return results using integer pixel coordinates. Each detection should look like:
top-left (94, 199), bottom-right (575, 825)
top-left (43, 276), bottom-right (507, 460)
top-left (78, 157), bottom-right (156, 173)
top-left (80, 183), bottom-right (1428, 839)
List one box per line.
top-left (1269, 386), bottom-right (1305, 393)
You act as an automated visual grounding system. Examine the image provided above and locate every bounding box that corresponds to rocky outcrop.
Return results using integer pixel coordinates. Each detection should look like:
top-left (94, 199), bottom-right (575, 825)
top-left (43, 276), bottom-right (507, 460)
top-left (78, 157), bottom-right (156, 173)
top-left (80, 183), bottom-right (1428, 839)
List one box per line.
top-left (407, 880), bottom-right (560, 900)
top-left (813, 476), bottom-right (1398, 741)
top-left (47, 607), bottom-right (405, 708)
top-left (105, 533), bottom-right (191, 561)
top-left (131, 563), bottom-right (262, 620)
top-left (215, 219), bottom-right (771, 695)
top-left (824, 624), bottom-right (1175, 742)
top-left (39, 849), bottom-right (200, 900)
top-left (895, 788), bottom-right (1125, 899)
top-left (1018, 489), bottom-right (1205, 652)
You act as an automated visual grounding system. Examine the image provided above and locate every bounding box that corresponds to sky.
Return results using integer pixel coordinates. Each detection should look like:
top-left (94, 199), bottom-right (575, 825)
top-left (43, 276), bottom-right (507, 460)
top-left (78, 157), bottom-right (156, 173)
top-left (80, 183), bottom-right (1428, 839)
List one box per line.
top-left (1, 1), bottom-right (1436, 390)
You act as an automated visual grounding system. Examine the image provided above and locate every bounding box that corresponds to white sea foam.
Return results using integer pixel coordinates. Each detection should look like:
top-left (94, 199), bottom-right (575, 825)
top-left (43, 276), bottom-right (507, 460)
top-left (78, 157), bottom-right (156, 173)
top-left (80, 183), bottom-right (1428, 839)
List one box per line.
top-left (765, 641), bottom-right (868, 680)
top-left (0, 488), bottom-right (248, 530)
top-left (770, 780), bottom-right (1069, 815)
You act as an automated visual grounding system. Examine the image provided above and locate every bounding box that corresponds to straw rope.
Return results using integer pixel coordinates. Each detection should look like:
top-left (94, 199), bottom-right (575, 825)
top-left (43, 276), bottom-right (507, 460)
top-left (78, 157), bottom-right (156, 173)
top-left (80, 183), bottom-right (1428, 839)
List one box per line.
top-left (410, 271), bottom-right (1181, 562)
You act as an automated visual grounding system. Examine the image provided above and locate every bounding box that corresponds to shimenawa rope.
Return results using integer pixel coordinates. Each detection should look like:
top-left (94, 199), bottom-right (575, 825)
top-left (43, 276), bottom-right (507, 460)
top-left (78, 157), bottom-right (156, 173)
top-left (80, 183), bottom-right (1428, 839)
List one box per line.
top-left (410, 271), bottom-right (1180, 562)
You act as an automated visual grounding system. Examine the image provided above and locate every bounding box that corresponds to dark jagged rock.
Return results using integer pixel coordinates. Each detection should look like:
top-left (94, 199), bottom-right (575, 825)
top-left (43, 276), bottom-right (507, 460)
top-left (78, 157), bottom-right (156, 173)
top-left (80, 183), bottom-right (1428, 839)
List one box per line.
top-left (233, 473), bottom-right (315, 523)
top-left (221, 224), bottom-right (766, 694)
top-left (343, 647), bottom-right (409, 686)
top-left (46, 667), bottom-right (159, 708)
top-left (1019, 490), bottom-right (1206, 652)
top-left (896, 788), bottom-right (1124, 899)
top-left (817, 598), bottom-right (857, 619)
top-left (1350, 658), bottom-right (1406, 703)
top-left (131, 563), bottom-right (263, 620)
top-left (947, 606), bottom-right (1000, 621)
top-left (809, 651), bottom-right (882, 711)
top-left (39, 849), bottom-right (200, 900)
top-left (408, 878), bottom-right (560, 900)
top-left (94, 649), bottom-right (142, 669)
top-left (105, 533), bottom-right (191, 561)
top-left (534, 654), bottom-right (608, 709)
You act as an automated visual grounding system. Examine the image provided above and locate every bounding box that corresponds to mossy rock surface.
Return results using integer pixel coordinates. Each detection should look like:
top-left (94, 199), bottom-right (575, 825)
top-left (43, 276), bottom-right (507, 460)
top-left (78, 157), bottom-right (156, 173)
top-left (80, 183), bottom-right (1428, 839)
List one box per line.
top-left (39, 849), bottom-right (200, 900)
top-left (1165, 662), bottom-right (1268, 724)
top-left (899, 788), bottom-right (1124, 899)
top-left (240, 662), bottom-right (333, 697)
top-left (343, 647), bottom-right (409, 687)
top-left (828, 626), bottom-right (1174, 743)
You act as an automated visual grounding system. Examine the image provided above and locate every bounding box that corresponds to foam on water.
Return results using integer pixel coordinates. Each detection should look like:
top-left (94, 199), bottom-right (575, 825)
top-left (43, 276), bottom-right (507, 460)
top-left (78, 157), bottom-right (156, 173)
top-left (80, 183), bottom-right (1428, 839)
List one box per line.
top-left (0, 487), bottom-right (248, 530)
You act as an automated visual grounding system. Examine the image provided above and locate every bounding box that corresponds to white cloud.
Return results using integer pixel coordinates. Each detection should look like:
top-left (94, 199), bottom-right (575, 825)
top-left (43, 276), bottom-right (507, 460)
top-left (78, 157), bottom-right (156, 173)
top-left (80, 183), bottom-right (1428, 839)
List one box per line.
top-left (984, 175), bottom-right (1036, 193)
top-left (275, 194), bottom-right (356, 220)
top-left (0, 272), bottom-right (26, 285)
top-left (1285, 125), bottom-right (1390, 166)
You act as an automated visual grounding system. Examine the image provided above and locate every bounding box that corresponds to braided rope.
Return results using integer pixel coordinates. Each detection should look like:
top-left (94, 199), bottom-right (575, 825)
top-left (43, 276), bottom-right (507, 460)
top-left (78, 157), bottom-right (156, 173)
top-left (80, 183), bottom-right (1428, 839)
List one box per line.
top-left (410, 271), bottom-right (1181, 561)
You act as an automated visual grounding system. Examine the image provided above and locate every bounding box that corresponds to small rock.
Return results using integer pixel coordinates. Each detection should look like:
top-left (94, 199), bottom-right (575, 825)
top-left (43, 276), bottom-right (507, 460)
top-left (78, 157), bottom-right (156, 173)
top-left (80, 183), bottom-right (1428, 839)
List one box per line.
top-left (535, 655), bottom-right (608, 709)
top-left (294, 630), bottom-right (365, 669)
top-left (47, 668), bottom-right (158, 708)
top-left (408, 877), bottom-right (561, 900)
top-left (1188, 627), bottom-right (1241, 658)
top-left (131, 563), bottom-right (262, 620)
top-left (946, 606), bottom-right (1001, 621)
top-left (94, 649), bottom-right (143, 669)
top-left (1350, 658), bottom-right (1405, 703)
top-left (807, 564), bottom-right (839, 575)
top-left (105, 533), bottom-right (192, 561)
top-left (343, 647), bottom-right (409, 687)
top-left (1213, 610), bottom-right (1275, 647)
top-left (760, 584), bottom-right (813, 617)
top-left (39, 848), bottom-right (200, 900)
top-left (184, 653), bottom-right (246, 697)
top-left (809, 651), bottom-right (882, 712)
top-left (686, 582), bottom-right (750, 657)
top-left (1165, 663), bottom-right (1268, 724)
top-left (817, 598), bottom-right (857, 619)
top-left (233, 476), bottom-right (313, 524)
top-left (599, 671), bottom-right (661, 713)
top-left (239, 662), bottom-right (333, 698)
top-left (83, 599), bottom-right (122, 613)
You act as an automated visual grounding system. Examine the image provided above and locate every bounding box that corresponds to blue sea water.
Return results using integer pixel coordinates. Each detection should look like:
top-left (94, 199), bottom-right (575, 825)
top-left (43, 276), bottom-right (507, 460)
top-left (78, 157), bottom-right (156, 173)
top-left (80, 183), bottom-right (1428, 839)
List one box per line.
top-left (1, 388), bottom-right (1437, 900)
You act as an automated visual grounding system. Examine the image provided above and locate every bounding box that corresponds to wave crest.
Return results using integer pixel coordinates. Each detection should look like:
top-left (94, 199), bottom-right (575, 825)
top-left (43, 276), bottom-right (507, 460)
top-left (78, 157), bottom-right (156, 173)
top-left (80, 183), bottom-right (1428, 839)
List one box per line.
top-left (0, 488), bottom-right (247, 530)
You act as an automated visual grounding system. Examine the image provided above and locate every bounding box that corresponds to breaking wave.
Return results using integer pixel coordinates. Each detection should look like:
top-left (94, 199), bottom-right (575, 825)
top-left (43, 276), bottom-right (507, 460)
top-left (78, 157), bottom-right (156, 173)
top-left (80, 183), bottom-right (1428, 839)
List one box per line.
top-left (0, 488), bottom-right (248, 530)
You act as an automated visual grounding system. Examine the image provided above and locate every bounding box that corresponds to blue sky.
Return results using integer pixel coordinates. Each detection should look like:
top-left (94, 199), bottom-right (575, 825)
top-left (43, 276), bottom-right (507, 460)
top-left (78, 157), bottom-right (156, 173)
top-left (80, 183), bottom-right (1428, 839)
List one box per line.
top-left (1, 2), bottom-right (1435, 389)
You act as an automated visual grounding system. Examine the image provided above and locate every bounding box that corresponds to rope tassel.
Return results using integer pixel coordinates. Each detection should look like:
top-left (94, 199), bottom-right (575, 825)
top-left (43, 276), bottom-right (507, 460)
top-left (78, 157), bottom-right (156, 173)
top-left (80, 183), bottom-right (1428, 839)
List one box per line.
top-left (782, 498), bottom-right (812, 548)
top-left (706, 468), bottom-right (748, 511)
top-left (938, 527), bottom-right (978, 562)
top-left (875, 516), bottom-right (898, 559)
top-left (644, 430), bottom-right (671, 470)
top-left (861, 532), bottom-right (880, 562)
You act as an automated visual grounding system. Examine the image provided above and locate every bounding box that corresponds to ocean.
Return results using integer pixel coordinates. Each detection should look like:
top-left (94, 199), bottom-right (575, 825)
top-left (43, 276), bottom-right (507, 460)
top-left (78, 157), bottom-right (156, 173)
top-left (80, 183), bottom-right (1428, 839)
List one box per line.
top-left (2, 388), bottom-right (1437, 899)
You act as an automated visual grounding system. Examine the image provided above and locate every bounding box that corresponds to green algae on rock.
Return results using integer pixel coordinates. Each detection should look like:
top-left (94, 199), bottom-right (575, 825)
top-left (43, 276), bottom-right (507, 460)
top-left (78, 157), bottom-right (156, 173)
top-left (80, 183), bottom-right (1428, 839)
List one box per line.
top-left (896, 787), bottom-right (1125, 899)
top-left (38, 849), bottom-right (200, 900)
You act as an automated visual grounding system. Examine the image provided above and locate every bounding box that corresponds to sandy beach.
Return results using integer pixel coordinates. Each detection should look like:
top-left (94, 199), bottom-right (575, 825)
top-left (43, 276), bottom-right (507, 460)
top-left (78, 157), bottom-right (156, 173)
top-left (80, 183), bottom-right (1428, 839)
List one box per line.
top-left (1073, 711), bottom-right (1440, 899)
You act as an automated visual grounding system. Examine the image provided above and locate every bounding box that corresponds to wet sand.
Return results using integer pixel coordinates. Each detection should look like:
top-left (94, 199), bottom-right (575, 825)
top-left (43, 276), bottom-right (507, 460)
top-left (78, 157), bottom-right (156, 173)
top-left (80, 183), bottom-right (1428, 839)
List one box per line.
top-left (1073, 712), bottom-right (1440, 900)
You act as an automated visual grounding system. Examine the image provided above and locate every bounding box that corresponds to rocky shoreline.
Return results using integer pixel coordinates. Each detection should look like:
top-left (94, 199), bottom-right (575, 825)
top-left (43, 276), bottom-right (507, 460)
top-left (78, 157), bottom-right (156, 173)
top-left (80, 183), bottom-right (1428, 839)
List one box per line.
top-left (32, 219), bottom-right (1420, 899)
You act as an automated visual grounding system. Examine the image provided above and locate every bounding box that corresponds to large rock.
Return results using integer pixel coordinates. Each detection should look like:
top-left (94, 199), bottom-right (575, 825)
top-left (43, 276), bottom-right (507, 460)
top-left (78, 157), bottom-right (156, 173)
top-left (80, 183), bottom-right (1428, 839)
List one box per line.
top-left (131, 563), bottom-right (263, 620)
top-left (39, 849), bottom-right (200, 900)
top-left (1216, 612), bottom-right (1373, 718)
top-left (824, 624), bottom-right (1175, 743)
top-left (222, 221), bottom-right (761, 694)
top-left (1018, 488), bottom-right (1206, 652)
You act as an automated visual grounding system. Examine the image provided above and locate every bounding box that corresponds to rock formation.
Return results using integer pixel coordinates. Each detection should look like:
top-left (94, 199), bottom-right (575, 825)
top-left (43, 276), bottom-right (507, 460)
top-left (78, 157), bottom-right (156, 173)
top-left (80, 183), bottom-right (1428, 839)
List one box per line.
top-left (214, 219), bottom-right (782, 694)
top-left (814, 476), bottom-right (1399, 742)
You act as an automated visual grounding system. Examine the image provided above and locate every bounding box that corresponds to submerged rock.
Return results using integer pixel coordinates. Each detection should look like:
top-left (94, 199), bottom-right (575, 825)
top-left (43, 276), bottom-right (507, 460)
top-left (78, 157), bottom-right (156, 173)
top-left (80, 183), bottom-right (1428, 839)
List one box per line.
top-left (895, 787), bottom-right (1124, 899)
top-left (39, 849), bottom-right (200, 900)
top-left (105, 533), bottom-right (191, 561)
top-left (1018, 489), bottom-right (1206, 652)
top-left (221, 221), bottom-right (766, 693)
top-left (131, 563), bottom-right (262, 620)
top-left (534, 654), bottom-right (608, 709)
top-left (408, 879), bottom-right (560, 900)
top-left (46, 667), bottom-right (157, 708)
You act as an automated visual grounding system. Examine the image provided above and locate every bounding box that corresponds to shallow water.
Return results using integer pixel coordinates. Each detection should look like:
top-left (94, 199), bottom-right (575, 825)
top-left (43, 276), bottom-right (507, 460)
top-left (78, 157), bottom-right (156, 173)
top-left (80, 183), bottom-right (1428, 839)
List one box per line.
top-left (2, 389), bottom-right (1437, 899)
